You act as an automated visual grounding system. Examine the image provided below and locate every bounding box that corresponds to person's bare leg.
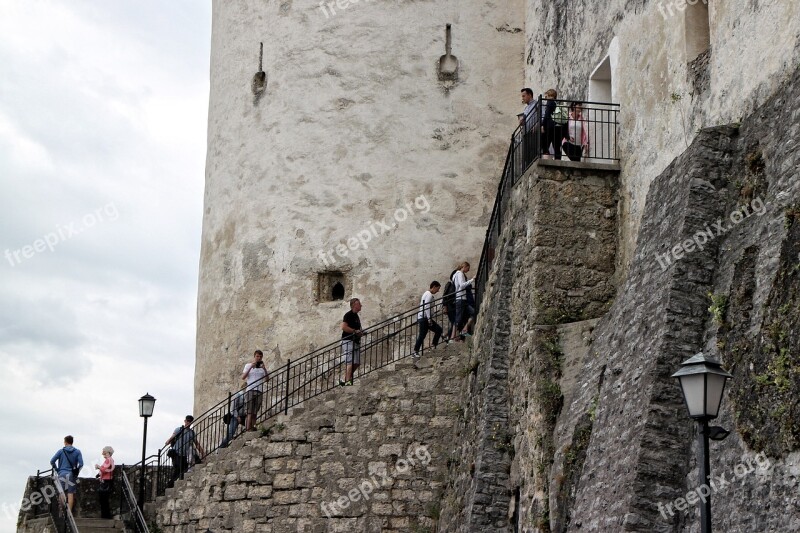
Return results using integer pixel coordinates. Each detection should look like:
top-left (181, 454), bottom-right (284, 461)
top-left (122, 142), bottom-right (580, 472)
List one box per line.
top-left (67, 493), bottom-right (74, 512)
top-left (345, 364), bottom-right (354, 382)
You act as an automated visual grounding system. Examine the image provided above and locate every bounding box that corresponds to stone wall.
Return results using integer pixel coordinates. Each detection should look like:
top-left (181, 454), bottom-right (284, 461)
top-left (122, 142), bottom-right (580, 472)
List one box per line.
top-left (439, 160), bottom-right (620, 532)
top-left (155, 347), bottom-right (466, 532)
top-left (525, 0), bottom-right (800, 268)
top-left (442, 63), bottom-right (800, 533)
top-left (562, 64), bottom-right (800, 533)
top-left (196, 0), bottom-right (526, 412)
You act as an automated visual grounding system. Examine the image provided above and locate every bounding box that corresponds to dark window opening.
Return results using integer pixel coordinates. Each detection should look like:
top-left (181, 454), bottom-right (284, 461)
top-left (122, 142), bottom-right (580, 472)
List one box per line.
top-left (317, 272), bottom-right (346, 303)
top-left (331, 282), bottom-right (345, 301)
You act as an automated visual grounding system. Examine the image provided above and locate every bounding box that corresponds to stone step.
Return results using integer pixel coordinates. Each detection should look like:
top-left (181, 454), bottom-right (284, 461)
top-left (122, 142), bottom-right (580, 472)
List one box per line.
top-left (73, 517), bottom-right (125, 531)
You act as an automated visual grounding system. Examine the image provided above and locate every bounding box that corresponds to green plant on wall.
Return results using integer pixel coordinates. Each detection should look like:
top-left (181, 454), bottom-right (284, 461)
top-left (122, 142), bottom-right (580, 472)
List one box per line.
top-left (708, 292), bottom-right (728, 327)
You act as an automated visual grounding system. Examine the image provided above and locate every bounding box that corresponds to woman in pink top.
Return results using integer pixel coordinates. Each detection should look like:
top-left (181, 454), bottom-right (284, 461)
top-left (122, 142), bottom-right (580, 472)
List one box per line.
top-left (94, 446), bottom-right (115, 519)
top-left (562, 102), bottom-right (590, 161)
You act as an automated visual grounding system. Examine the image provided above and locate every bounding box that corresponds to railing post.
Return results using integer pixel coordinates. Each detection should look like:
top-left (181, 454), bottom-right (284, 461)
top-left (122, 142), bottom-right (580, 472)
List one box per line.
top-left (283, 359), bottom-right (291, 415)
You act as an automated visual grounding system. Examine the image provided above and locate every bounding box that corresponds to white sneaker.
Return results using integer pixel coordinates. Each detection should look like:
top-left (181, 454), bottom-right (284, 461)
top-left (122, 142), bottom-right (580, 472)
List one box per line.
top-left (412, 351), bottom-right (420, 359)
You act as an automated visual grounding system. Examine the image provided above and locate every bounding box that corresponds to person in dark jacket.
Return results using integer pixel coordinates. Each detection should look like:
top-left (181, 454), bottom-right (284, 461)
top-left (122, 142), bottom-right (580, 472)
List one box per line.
top-left (540, 88), bottom-right (563, 160)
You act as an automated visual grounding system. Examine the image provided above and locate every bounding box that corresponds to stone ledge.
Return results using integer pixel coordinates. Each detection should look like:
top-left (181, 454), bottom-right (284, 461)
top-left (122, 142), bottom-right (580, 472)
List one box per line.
top-left (537, 159), bottom-right (621, 172)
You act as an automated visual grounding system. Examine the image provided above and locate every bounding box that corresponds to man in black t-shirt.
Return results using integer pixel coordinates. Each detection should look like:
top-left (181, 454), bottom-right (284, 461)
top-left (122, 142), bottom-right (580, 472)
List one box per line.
top-left (339, 298), bottom-right (363, 386)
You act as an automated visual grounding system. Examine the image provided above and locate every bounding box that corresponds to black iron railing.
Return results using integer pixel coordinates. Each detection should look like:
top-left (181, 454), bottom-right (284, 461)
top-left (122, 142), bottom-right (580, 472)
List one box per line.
top-left (122, 297), bottom-right (453, 501)
top-left (475, 97), bottom-right (620, 311)
top-left (119, 469), bottom-right (150, 533)
top-left (47, 474), bottom-right (78, 533)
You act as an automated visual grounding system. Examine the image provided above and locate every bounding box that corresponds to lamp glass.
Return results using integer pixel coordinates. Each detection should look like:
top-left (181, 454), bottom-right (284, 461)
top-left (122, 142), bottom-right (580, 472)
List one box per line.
top-left (679, 374), bottom-right (707, 418)
top-left (139, 395), bottom-right (156, 417)
top-left (705, 373), bottom-right (728, 418)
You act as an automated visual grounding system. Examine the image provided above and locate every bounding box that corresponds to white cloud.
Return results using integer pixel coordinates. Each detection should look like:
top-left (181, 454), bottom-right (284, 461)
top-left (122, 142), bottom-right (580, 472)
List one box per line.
top-left (0, 1), bottom-right (210, 530)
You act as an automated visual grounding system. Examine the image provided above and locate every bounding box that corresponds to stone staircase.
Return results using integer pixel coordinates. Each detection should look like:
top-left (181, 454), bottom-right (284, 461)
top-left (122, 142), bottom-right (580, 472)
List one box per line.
top-left (73, 518), bottom-right (126, 533)
top-left (153, 342), bottom-right (471, 532)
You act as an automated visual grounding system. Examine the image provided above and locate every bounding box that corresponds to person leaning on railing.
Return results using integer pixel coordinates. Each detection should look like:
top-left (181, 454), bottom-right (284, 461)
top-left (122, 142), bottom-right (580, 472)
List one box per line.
top-left (242, 350), bottom-right (269, 431)
top-left (339, 298), bottom-right (363, 386)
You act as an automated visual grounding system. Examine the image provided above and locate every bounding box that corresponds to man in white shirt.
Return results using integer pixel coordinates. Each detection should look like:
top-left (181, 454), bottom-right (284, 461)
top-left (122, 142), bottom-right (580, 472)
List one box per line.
top-left (451, 262), bottom-right (475, 341)
top-left (413, 281), bottom-right (443, 359)
top-left (241, 349), bottom-right (268, 431)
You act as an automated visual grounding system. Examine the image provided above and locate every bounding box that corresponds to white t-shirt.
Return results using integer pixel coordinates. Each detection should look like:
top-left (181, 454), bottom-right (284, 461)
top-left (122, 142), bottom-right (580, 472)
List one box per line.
top-left (417, 290), bottom-right (435, 320)
top-left (243, 363), bottom-right (267, 392)
top-left (452, 271), bottom-right (473, 301)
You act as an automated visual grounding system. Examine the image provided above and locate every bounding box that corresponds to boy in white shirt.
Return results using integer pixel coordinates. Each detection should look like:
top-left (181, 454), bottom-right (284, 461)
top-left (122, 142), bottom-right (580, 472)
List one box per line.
top-left (413, 281), bottom-right (443, 358)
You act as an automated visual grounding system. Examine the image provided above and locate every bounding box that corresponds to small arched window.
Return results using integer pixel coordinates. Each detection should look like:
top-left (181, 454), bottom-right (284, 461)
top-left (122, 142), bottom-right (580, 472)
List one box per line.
top-left (317, 272), bottom-right (347, 303)
top-left (331, 282), bottom-right (345, 301)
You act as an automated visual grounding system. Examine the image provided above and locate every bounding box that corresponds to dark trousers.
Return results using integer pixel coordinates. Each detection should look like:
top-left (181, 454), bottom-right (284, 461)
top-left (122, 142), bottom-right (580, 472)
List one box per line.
top-left (169, 455), bottom-right (188, 487)
top-left (99, 479), bottom-right (114, 518)
top-left (414, 318), bottom-right (443, 352)
top-left (542, 123), bottom-right (564, 159)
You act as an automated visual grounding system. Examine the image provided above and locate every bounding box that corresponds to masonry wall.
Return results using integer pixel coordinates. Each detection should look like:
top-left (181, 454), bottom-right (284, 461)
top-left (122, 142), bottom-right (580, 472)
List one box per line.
top-left (525, 0), bottom-right (800, 268)
top-left (439, 160), bottom-right (620, 532)
top-left (563, 64), bottom-right (800, 533)
top-left (156, 349), bottom-right (465, 532)
top-left (441, 63), bottom-right (800, 532)
top-left (196, 0), bottom-right (526, 412)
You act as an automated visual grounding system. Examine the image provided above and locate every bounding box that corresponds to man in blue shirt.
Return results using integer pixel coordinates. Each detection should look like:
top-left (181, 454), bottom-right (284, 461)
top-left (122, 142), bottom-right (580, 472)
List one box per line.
top-left (50, 435), bottom-right (83, 512)
top-left (165, 415), bottom-right (205, 487)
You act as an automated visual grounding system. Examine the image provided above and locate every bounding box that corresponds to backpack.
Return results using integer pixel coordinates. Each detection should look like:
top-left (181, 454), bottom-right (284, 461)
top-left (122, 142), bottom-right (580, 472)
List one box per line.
top-left (442, 272), bottom-right (457, 306)
top-left (552, 102), bottom-right (569, 125)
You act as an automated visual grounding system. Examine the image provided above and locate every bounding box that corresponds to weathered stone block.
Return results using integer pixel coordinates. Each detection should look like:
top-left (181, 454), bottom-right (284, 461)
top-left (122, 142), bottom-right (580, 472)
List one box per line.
top-left (263, 442), bottom-right (293, 458)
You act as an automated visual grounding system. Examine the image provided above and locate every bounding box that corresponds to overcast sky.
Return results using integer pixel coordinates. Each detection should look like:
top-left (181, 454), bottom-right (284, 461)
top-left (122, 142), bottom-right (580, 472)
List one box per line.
top-left (0, 1), bottom-right (211, 529)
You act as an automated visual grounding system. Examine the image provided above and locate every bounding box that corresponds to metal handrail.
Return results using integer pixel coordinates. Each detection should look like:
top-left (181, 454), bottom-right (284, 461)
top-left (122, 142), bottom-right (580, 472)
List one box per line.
top-left (116, 295), bottom-right (455, 501)
top-left (120, 469), bottom-right (150, 533)
top-left (475, 97), bottom-right (620, 312)
top-left (48, 474), bottom-right (79, 533)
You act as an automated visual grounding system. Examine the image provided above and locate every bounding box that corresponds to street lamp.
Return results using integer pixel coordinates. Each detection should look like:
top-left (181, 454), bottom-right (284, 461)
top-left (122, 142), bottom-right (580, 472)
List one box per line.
top-left (672, 353), bottom-right (732, 533)
top-left (138, 393), bottom-right (156, 511)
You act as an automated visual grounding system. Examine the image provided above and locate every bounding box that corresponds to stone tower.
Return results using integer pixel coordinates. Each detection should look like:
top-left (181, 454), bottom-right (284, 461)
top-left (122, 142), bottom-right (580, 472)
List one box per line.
top-left (195, 0), bottom-right (525, 411)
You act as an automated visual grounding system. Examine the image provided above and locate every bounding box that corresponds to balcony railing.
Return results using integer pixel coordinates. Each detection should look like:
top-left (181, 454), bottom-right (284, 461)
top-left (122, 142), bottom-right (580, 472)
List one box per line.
top-left (475, 97), bottom-right (620, 312)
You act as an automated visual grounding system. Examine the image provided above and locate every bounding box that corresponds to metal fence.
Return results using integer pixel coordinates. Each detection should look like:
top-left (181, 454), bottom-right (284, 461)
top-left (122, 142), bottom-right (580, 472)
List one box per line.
top-left (46, 474), bottom-right (78, 533)
top-left (124, 297), bottom-right (453, 501)
top-left (475, 97), bottom-right (620, 312)
top-left (119, 469), bottom-right (150, 533)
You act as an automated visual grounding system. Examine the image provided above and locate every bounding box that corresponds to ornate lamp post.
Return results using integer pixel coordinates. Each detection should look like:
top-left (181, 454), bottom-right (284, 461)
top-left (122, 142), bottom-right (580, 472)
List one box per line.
top-left (138, 393), bottom-right (156, 511)
top-left (672, 353), bottom-right (732, 533)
